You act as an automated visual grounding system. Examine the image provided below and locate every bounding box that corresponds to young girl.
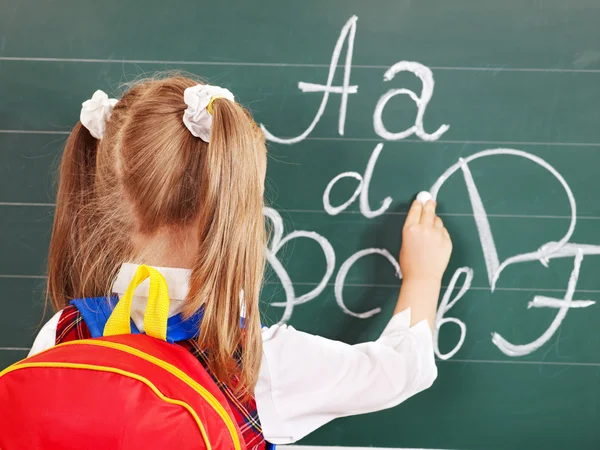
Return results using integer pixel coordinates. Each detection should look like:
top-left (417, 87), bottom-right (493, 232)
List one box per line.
top-left (30, 75), bottom-right (452, 447)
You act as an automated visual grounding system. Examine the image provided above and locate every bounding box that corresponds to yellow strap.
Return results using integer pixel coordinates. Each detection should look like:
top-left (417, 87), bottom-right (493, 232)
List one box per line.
top-left (206, 96), bottom-right (224, 115)
top-left (104, 265), bottom-right (170, 341)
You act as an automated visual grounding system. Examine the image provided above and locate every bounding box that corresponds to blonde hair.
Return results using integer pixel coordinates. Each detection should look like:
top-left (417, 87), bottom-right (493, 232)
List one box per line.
top-left (47, 75), bottom-right (267, 392)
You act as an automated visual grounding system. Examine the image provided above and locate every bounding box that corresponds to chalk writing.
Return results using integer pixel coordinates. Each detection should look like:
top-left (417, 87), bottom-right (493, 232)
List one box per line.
top-left (430, 149), bottom-right (577, 290)
top-left (268, 144), bottom-right (600, 358)
top-left (435, 267), bottom-right (472, 360)
top-left (335, 248), bottom-right (401, 319)
top-left (264, 207), bottom-right (335, 324)
top-left (323, 143), bottom-right (392, 218)
top-left (260, 16), bottom-right (358, 144)
top-left (373, 61), bottom-right (450, 141)
top-left (492, 249), bottom-right (587, 356)
top-left (260, 16), bottom-right (448, 145)
top-left (428, 149), bottom-right (600, 356)
top-left (260, 14), bottom-right (600, 361)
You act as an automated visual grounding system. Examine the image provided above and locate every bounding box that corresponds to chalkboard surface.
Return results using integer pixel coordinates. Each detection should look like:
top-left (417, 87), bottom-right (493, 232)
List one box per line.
top-left (2, 1), bottom-right (600, 449)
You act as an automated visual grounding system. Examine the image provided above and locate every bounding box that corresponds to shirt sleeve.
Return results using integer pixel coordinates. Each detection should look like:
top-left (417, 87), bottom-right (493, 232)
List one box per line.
top-left (28, 311), bottom-right (62, 357)
top-left (254, 308), bottom-right (437, 445)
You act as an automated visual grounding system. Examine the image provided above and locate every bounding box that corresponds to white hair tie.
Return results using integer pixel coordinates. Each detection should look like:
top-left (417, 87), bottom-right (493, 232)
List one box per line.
top-left (183, 84), bottom-right (235, 142)
top-left (80, 90), bottom-right (118, 139)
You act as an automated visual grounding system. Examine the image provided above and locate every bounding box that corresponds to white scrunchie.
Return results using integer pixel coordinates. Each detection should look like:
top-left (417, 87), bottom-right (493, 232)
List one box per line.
top-left (183, 84), bottom-right (235, 142)
top-left (80, 90), bottom-right (118, 139)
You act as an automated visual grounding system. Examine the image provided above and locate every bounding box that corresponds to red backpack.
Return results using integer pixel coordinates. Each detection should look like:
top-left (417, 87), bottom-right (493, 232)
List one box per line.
top-left (0, 265), bottom-right (244, 450)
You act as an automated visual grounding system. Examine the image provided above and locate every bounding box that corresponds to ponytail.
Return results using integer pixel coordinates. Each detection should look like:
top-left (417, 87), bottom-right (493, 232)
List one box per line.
top-left (186, 99), bottom-right (266, 393)
top-left (47, 123), bottom-right (99, 310)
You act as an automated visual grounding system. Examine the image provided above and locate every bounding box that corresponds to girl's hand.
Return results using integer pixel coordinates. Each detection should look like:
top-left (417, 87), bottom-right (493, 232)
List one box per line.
top-left (400, 199), bottom-right (452, 284)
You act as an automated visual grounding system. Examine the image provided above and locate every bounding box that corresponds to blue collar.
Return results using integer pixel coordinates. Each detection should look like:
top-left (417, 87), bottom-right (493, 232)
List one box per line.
top-left (71, 296), bottom-right (204, 343)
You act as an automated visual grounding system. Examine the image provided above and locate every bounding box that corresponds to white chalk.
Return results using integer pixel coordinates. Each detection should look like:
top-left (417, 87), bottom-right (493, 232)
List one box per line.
top-left (416, 191), bottom-right (433, 204)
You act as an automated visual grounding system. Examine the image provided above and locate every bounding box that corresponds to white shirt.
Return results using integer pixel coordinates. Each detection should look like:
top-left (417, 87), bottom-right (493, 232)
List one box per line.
top-left (30, 263), bottom-right (438, 444)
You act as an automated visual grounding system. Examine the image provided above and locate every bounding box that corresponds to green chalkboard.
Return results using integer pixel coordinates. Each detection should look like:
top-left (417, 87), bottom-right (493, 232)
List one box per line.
top-left (2, 0), bottom-right (600, 448)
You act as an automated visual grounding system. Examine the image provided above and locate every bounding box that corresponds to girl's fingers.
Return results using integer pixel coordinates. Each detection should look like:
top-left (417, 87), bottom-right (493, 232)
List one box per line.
top-left (420, 200), bottom-right (437, 226)
top-left (444, 227), bottom-right (451, 241)
top-left (434, 216), bottom-right (444, 229)
top-left (405, 200), bottom-right (423, 228)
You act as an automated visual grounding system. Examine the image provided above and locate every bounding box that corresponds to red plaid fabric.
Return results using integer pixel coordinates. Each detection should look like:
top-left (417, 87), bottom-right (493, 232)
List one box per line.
top-left (55, 306), bottom-right (269, 450)
top-left (55, 305), bottom-right (92, 343)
